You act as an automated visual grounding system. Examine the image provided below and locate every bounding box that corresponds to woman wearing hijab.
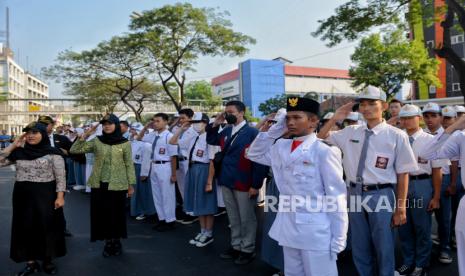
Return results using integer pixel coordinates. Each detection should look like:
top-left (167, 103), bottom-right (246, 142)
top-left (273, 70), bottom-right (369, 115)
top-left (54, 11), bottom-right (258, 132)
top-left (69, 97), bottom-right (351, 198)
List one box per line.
top-left (70, 114), bottom-right (135, 257)
top-left (0, 122), bottom-right (66, 276)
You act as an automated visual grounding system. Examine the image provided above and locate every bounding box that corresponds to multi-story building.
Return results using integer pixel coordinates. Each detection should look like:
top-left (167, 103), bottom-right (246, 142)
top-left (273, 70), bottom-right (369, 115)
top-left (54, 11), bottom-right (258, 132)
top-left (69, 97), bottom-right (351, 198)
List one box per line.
top-left (0, 45), bottom-right (49, 134)
top-left (211, 58), bottom-right (355, 117)
top-left (413, 0), bottom-right (465, 100)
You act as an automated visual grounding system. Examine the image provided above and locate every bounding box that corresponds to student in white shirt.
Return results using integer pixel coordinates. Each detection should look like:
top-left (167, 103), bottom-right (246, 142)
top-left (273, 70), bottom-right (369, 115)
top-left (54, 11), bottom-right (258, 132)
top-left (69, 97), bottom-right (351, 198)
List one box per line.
top-left (396, 104), bottom-right (443, 275)
top-left (317, 86), bottom-right (417, 276)
top-left (139, 113), bottom-right (178, 232)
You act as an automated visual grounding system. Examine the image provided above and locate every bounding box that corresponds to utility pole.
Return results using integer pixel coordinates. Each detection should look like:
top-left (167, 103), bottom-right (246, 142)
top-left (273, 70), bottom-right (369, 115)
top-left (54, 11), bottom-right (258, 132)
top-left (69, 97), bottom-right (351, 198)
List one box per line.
top-left (6, 7), bottom-right (9, 49)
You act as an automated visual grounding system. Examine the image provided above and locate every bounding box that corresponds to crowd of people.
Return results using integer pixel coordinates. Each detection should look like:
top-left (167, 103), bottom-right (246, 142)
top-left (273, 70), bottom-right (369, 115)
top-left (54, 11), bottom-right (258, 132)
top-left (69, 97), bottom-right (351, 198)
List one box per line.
top-left (0, 86), bottom-right (464, 276)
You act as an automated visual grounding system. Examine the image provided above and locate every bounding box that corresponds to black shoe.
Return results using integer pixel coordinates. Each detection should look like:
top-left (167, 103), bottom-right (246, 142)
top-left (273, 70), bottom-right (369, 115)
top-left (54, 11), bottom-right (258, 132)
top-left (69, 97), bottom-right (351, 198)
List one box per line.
top-left (113, 239), bottom-right (122, 256)
top-left (234, 251), bottom-right (256, 265)
top-left (42, 262), bottom-right (57, 275)
top-left (102, 241), bottom-right (113, 258)
top-left (219, 247), bottom-right (241, 260)
top-left (64, 229), bottom-right (73, 237)
top-left (396, 264), bottom-right (415, 275)
top-left (179, 216), bottom-right (198, 225)
top-left (214, 208), bottom-right (227, 217)
top-left (17, 261), bottom-right (40, 276)
top-left (156, 221), bottom-right (175, 232)
top-left (152, 220), bottom-right (166, 231)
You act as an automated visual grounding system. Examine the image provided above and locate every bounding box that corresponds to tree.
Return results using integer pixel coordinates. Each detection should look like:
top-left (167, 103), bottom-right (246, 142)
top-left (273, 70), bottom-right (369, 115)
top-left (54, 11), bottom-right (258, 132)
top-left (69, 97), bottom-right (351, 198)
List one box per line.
top-left (349, 29), bottom-right (440, 99)
top-left (129, 3), bottom-right (256, 111)
top-left (44, 35), bottom-right (154, 121)
top-left (184, 80), bottom-right (222, 110)
top-left (313, 0), bottom-right (465, 100)
top-left (0, 78), bottom-right (6, 102)
top-left (258, 94), bottom-right (288, 115)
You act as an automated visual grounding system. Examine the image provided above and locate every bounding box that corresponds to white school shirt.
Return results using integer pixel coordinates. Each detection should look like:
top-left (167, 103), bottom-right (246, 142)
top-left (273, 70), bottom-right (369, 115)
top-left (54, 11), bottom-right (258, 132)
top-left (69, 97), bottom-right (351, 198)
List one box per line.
top-left (49, 134), bottom-right (55, 147)
top-left (142, 129), bottom-right (177, 161)
top-left (187, 132), bottom-right (212, 163)
top-left (408, 129), bottom-right (445, 176)
top-left (131, 140), bottom-right (146, 165)
top-left (328, 120), bottom-right (418, 184)
top-left (177, 127), bottom-right (199, 159)
top-left (425, 127), bottom-right (453, 174)
top-left (420, 130), bottom-right (465, 190)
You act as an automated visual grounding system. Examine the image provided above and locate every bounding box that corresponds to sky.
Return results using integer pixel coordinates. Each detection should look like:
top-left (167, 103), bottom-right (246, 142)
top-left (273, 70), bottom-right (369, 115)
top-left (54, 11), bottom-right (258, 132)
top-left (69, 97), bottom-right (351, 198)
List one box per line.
top-left (0, 0), bottom-right (357, 98)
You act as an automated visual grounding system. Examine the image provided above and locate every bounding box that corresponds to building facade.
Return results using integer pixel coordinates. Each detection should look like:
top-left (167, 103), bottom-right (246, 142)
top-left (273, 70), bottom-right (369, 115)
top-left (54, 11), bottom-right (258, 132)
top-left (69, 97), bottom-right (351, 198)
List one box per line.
top-left (211, 58), bottom-right (355, 117)
top-left (0, 45), bottom-right (49, 134)
top-left (413, 0), bottom-right (465, 100)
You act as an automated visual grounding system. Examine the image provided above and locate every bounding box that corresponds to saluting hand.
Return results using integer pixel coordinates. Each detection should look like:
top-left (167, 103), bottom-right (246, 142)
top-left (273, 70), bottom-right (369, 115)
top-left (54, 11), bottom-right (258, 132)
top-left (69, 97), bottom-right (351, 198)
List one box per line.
top-left (334, 101), bottom-right (355, 121)
top-left (12, 133), bottom-right (27, 148)
top-left (81, 124), bottom-right (98, 140)
top-left (213, 112), bottom-right (225, 127)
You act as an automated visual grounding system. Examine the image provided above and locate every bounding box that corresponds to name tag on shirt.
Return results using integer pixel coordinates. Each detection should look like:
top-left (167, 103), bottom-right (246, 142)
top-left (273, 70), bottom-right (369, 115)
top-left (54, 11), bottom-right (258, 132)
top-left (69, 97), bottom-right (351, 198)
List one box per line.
top-left (196, 150), bottom-right (204, 158)
top-left (418, 157), bottom-right (428, 164)
top-left (159, 148), bottom-right (166, 155)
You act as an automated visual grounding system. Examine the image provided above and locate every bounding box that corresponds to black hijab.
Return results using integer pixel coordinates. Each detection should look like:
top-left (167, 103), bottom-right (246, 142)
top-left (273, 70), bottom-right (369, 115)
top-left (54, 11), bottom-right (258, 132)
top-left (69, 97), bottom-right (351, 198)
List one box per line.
top-left (97, 114), bottom-right (128, 146)
top-left (8, 122), bottom-right (65, 161)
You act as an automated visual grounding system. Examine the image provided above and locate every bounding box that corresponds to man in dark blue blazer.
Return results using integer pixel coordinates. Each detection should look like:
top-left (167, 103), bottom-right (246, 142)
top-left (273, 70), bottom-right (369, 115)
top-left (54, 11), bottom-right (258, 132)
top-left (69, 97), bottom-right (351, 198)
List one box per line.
top-left (206, 101), bottom-right (268, 265)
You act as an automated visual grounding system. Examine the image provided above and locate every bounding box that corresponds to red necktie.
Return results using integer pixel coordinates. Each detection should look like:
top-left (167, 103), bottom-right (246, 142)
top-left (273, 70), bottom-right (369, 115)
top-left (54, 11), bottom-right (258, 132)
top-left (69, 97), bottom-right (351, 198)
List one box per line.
top-left (291, 140), bottom-right (303, 152)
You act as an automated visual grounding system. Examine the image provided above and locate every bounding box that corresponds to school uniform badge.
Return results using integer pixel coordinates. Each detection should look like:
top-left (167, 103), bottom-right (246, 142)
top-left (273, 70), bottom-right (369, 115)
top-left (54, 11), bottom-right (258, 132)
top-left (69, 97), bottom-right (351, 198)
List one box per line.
top-left (375, 156), bottom-right (389, 169)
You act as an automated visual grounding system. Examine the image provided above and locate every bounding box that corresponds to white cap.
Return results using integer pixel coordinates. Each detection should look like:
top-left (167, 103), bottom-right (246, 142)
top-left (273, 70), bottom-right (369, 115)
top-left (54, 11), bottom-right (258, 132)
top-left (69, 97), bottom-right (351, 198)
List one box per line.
top-left (322, 112), bottom-right (334, 120)
top-left (357, 85), bottom-right (387, 102)
top-left (130, 122), bottom-right (144, 132)
top-left (442, 106), bottom-right (457, 117)
top-left (74, 127), bottom-right (84, 135)
top-left (455, 105), bottom-right (465, 113)
top-left (399, 104), bottom-right (422, 118)
top-left (346, 112), bottom-right (360, 121)
top-left (422, 102), bottom-right (441, 114)
top-left (192, 112), bottom-right (203, 121)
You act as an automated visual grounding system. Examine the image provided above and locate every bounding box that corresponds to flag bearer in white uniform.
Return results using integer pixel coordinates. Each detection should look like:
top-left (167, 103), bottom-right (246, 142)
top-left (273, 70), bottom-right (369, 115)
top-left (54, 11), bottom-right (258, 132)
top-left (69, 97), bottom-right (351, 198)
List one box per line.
top-left (317, 86), bottom-right (418, 276)
top-left (247, 97), bottom-right (348, 276)
top-left (140, 113), bottom-right (178, 232)
top-left (169, 108), bottom-right (198, 224)
top-left (396, 104), bottom-right (443, 276)
top-left (419, 115), bottom-right (465, 276)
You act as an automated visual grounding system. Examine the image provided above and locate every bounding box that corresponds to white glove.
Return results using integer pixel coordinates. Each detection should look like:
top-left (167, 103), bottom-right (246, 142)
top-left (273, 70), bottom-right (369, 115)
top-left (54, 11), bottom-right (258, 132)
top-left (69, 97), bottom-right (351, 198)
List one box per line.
top-left (267, 108), bottom-right (287, 139)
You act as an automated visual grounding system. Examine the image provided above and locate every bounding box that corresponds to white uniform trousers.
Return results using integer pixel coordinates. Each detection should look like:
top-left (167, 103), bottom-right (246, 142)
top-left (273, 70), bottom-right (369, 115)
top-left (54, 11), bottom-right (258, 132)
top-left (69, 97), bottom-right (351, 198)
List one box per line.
top-left (283, 247), bottom-right (337, 276)
top-left (150, 162), bottom-right (176, 223)
top-left (456, 197), bottom-right (465, 276)
top-left (176, 160), bottom-right (189, 200)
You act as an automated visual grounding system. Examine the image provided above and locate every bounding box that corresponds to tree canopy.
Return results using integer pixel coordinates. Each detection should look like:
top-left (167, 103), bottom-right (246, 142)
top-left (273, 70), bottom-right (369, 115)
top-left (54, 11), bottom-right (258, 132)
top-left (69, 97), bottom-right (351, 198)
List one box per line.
top-left (129, 3), bottom-right (255, 110)
top-left (313, 0), bottom-right (465, 99)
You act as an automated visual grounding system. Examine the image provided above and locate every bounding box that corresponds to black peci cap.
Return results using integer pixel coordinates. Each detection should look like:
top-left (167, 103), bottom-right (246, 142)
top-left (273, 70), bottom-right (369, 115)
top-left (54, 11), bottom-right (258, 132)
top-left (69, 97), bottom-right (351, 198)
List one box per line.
top-left (286, 97), bottom-right (319, 115)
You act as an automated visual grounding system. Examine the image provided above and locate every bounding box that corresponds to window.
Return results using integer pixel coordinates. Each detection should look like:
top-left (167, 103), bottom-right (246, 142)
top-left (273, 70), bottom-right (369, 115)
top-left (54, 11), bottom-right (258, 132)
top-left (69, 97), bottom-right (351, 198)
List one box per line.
top-left (426, 40), bottom-right (435, 48)
top-left (429, 85), bottom-right (436, 94)
top-left (451, 35), bottom-right (464, 45)
top-left (452, 83), bottom-right (461, 92)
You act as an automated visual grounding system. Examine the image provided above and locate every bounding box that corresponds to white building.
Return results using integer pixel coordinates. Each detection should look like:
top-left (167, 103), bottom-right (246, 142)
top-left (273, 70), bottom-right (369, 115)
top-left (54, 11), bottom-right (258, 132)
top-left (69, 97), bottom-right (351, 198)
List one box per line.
top-left (211, 58), bottom-right (356, 116)
top-left (0, 45), bottom-right (49, 134)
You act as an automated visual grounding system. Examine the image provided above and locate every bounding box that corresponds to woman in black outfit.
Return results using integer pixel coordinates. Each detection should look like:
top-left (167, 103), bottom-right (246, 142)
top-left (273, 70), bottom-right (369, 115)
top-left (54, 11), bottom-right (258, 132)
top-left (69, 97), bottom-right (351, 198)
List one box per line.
top-left (0, 122), bottom-right (66, 275)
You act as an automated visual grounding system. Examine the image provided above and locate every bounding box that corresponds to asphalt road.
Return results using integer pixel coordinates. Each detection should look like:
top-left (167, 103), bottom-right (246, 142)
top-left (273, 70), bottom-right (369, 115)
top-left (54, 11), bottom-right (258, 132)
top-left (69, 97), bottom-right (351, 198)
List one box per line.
top-left (0, 166), bottom-right (460, 276)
